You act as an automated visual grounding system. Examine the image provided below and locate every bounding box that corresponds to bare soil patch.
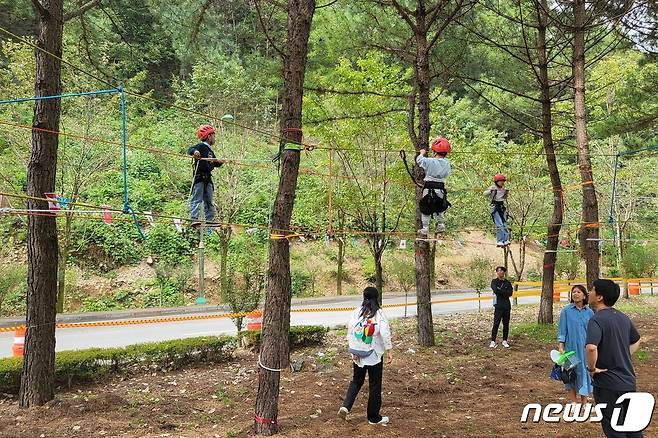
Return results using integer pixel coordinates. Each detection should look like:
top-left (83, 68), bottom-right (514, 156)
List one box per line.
top-left (1, 298), bottom-right (656, 438)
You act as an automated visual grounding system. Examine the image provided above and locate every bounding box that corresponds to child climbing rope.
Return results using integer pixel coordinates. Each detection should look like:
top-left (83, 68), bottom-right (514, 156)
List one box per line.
top-left (484, 173), bottom-right (510, 247)
top-left (416, 136), bottom-right (452, 237)
top-left (188, 124), bottom-right (225, 226)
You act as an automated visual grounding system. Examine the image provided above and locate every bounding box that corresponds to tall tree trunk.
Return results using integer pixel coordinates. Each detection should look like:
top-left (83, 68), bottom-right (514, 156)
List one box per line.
top-left (56, 213), bottom-right (72, 313)
top-left (573, 0), bottom-right (600, 288)
top-left (429, 240), bottom-right (436, 287)
top-left (413, 10), bottom-right (435, 347)
top-left (20, 0), bottom-right (63, 407)
top-left (254, 0), bottom-right (315, 434)
top-left (336, 235), bottom-right (344, 296)
top-left (374, 250), bottom-right (384, 302)
top-left (537, 0), bottom-right (562, 324)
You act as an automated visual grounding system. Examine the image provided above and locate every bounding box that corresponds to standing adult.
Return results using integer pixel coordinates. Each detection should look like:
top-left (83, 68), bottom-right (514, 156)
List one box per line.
top-left (490, 266), bottom-right (513, 348)
top-left (557, 285), bottom-right (594, 404)
top-left (586, 279), bottom-right (642, 438)
top-left (339, 286), bottom-right (393, 425)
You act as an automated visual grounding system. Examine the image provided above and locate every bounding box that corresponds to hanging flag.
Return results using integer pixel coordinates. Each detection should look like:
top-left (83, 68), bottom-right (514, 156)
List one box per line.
top-left (144, 211), bottom-right (155, 226)
top-left (246, 227), bottom-right (258, 235)
top-left (58, 196), bottom-right (71, 209)
top-left (101, 205), bottom-right (112, 224)
top-left (173, 218), bottom-right (182, 232)
top-left (44, 193), bottom-right (60, 212)
top-left (399, 239), bottom-right (407, 250)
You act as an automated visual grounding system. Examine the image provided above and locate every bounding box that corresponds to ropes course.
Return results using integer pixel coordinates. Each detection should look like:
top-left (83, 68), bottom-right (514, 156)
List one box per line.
top-left (0, 23), bottom-right (656, 255)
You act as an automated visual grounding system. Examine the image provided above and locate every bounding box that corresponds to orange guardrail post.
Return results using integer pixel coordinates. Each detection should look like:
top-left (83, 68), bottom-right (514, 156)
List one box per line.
top-left (12, 327), bottom-right (26, 357)
top-left (246, 309), bottom-right (263, 331)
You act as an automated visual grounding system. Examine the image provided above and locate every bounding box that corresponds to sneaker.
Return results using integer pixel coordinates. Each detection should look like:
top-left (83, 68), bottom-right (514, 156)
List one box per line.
top-left (435, 223), bottom-right (446, 233)
top-left (338, 407), bottom-right (349, 420)
top-left (368, 416), bottom-right (389, 425)
top-left (489, 341), bottom-right (497, 348)
top-left (502, 340), bottom-right (510, 348)
top-left (417, 228), bottom-right (429, 237)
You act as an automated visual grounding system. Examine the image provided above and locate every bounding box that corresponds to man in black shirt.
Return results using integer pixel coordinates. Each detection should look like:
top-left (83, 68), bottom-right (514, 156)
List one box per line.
top-left (586, 279), bottom-right (643, 438)
top-left (188, 124), bottom-right (225, 226)
top-left (490, 266), bottom-right (513, 348)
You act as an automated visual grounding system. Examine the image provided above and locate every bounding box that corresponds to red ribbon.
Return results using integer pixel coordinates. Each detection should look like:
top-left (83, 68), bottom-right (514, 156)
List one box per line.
top-left (254, 414), bottom-right (276, 425)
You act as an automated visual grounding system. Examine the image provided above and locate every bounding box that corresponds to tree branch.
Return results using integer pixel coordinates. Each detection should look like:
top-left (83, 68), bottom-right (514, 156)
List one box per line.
top-left (63, 0), bottom-right (101, 21)
top-left (254, 0), bottom-right (286, 59)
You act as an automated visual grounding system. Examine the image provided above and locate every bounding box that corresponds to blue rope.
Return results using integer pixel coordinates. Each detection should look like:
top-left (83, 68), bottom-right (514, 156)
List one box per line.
top-left (119, 87), bottom-right (145, 240)
top-left (0, 86), bottom-right (147, 239)
top-left (0, 89), bottom-right (120, 105)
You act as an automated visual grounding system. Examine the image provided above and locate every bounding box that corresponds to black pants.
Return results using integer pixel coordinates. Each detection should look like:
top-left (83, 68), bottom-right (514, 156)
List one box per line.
top-left (593, 387), bottom-right (644, 438)
top-left (491, 306), bottom-right (510, 341)
top-left (342, 361), bottom-right (383, 422)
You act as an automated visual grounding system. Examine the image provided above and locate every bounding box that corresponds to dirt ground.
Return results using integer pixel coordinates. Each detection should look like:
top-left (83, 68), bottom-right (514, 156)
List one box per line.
top-left (1, 297), bottom-right (657, 438)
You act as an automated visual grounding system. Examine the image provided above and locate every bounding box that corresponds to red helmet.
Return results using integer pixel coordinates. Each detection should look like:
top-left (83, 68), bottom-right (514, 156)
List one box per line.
top-left (494, 173), bottom-right (507, 182)
top-left (431, 137), bottom-right (451, 154)
top-left (196, 124), bottom-right (216, 140)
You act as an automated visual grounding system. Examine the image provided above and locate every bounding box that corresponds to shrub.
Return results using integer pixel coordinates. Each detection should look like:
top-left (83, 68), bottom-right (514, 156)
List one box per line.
top-left (622, 244), bottom-right (658, 278)
top-left (72, 221), bottom-right (145, 269)
top-left (556, 251), bottom-right (580, 280)
top-left (0, 265), bottom-right (26, 316)
top-left (0, 336), bottom-right (236, 394)
top-left (146, 224), bottom-right (194, 265)
top-left (238, 325), bottom-right (328, 351)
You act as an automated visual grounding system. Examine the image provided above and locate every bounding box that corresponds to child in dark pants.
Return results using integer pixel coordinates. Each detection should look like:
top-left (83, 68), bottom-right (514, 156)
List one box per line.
top-left (339, 287), bottom-right (393, 425)
top-left (490, 266), bottom-right (513, 348)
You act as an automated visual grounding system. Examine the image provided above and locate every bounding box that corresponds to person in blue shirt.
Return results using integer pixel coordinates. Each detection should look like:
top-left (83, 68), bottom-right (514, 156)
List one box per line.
top-left (188, 124), bottom-right (225, 226)
top-left (557, 284), bottom-right (594, 404)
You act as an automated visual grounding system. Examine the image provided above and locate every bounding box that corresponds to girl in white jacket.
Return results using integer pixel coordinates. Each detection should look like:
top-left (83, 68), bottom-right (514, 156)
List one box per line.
top-left (338, 287), bottom-right (393, 425)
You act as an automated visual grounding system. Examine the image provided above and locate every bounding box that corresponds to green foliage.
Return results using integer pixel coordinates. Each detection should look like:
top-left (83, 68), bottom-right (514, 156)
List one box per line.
top-left (465, 257), bottom-right (492, 292)
top-left (291, 269), bottom-right (318, 297)
top-left (238, 325), bottom-right (329, 351)
top-left (146, 225), bottom-right (195, 265)
top-left (361, 258), bottom-right (376, 283)
top-left (622, 245), bottom-right (658, 278)
top-left (555, 252), bottom-right (581, 280)
top-left (0, 265), bottom-right (26, 316)
top-left (72, 221), bottom-right (145, 270)
top-left (0, 336), bottom-right (236, 393)
top-left (387, 257), bottom-right (414, 293)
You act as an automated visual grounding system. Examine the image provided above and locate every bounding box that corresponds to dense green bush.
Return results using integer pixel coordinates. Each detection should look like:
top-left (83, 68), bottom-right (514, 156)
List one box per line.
top-left (238, 325), bottom-right (328, 350)
top-left (72, 221), bottom-right (145, 269)
top-left (0, 265), bottom-right (26, 316)
top-left (555, 251), bottom-right (580, 280)
top-left (0, 336), bottom-right (236, 393)
top-left (146, 224), bottom-right (195, 265)
top-left (623, 244), bottom-right (658, 277)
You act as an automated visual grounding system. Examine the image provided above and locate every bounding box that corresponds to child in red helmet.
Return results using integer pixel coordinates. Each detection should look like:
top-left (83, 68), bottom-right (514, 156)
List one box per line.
top-left (484, 173), bottom-right (510, 247)
top-left (188, 124), bottom-right (225, 226)
top-left (416, 137), bottom-right (452, 237)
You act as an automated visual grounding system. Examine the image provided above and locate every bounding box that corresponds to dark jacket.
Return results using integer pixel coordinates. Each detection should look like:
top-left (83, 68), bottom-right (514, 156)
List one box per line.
top-left (491, 278), bottom-right (513, 309)
top-left (187, 142), bottom-right (222, 185)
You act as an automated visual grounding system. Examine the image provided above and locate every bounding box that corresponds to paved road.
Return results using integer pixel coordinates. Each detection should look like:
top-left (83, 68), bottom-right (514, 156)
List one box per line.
top-left (0, 291), bottom-right (543, 358)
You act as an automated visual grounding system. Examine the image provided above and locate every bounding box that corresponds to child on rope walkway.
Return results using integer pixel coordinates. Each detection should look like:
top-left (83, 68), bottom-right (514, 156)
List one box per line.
top-left (416, 136), bottom-right (452, 237)
top-left (484, 173), bottom-right (510, 247)
top-left (188, 124), bottom-right (225, 227)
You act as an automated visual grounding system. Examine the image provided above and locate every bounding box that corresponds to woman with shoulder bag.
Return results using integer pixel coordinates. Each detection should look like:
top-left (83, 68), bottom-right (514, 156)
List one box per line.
top-left (338, 287), bottom-right (393, 425)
